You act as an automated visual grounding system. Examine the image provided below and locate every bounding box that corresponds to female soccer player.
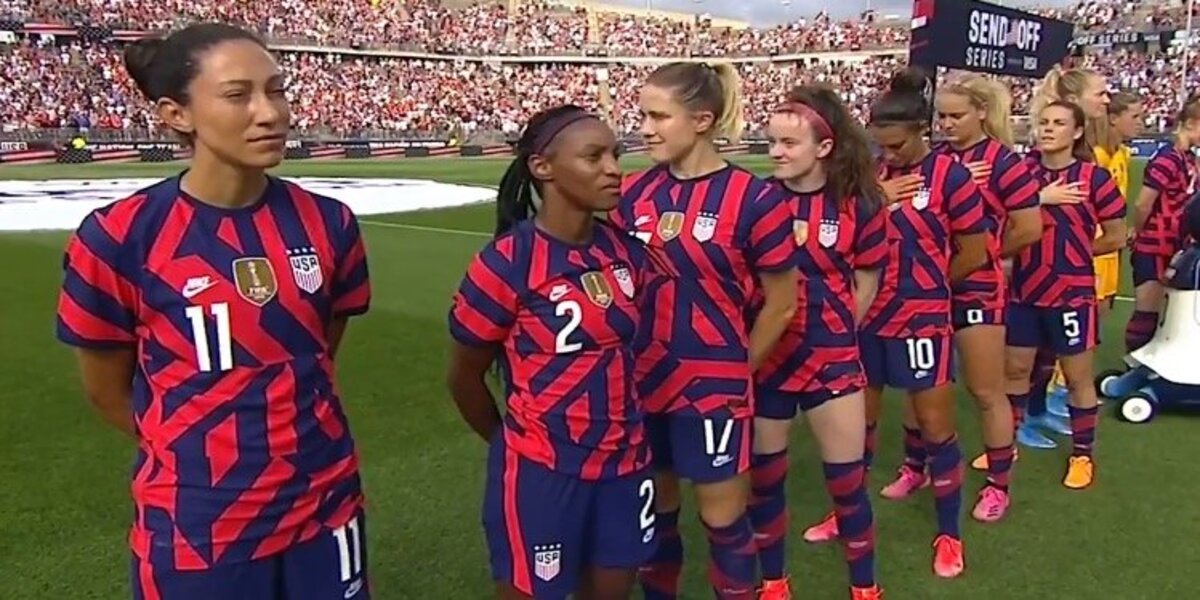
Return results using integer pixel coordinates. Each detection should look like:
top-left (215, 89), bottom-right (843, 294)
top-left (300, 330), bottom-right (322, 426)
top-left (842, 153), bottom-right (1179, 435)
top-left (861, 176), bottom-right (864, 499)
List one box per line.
top-left (613, 62), bottom-right (799, 599)
top-left (751, 84), bottom-right (886, 600)
top-left (1126, 96), bottom-right (1200, 351)
top-left (882, 74), bottom-right (1042, 522)
top-left (55, 23), bottom-right (373, 599)
top-left (1005, 101), bottom-right (1128, 490)
top-left (864, 68), bottom-right (991, 579)
top-left (446, 105), bottom-right (659, 599)
top-left (1021, 68), bottom-right (1113, 442)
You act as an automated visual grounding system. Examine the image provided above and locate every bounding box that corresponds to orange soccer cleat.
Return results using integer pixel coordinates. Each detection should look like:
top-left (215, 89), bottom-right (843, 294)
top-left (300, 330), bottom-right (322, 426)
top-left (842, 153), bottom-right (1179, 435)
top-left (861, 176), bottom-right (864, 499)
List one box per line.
top-left (932, 534), bottom-right (965, 579)
top-left (1063, 455), bottom-right (1095, 489)
top-left (758, 577), bottom-right (792, 600)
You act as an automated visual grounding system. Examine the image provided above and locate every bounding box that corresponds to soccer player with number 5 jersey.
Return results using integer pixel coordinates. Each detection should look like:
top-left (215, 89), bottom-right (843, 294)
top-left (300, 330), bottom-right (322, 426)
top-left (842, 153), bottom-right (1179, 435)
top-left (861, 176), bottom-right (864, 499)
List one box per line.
top-left (753, 85), bottom-right (887, 600)
top-left (1005, 102), bottom-right (1127, 491)
top-left (56, 24), bottom-right (373, 600)
top-left (865, 69), bottom-right (992, 579)
top-left (613, 62), bottom-right (799, 599)
top-left (446, 106), bottom-right (659, 599)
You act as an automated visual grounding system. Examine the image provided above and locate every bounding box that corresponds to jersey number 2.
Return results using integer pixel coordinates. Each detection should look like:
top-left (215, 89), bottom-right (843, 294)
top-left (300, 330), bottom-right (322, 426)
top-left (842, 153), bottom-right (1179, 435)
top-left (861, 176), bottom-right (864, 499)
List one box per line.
top-left (555, 300), bottom-right (583, 354)
top-left (184, 303), bottom-right (233, 372)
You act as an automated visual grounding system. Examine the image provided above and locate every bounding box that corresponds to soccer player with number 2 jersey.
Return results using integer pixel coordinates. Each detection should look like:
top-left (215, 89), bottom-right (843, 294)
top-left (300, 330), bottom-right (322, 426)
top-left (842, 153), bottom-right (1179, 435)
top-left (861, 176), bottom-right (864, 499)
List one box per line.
top-left (865, 69), bottom-right (992, 579)
top-left (56, 23), bottom-right (373, 600)
top-left (446, 105), bottom-right (659, 599)
top-left (614, 62), bottom-right (799, 599)
top-left (752, 85), bottom-right (887, 600)
top-left (1005, 101), bottom-right (1127, 491)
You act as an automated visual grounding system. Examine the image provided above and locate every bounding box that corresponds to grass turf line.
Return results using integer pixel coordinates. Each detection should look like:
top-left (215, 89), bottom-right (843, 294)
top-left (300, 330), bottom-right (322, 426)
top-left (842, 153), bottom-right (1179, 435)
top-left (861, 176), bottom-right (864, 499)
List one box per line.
top-left (0, 156), bottom-right (1192, 598)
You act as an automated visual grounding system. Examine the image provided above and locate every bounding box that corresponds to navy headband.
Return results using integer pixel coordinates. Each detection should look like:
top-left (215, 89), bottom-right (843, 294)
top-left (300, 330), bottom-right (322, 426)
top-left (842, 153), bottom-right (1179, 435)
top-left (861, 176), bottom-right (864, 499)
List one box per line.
top-left (531, 111), bottom-right (599, 154)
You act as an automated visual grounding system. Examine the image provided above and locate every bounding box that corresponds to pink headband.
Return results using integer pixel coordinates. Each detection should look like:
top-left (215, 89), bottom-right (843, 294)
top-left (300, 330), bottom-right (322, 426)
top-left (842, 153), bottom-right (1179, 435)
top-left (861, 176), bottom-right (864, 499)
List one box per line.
top-left (774, 101), bottom-right (834, 141)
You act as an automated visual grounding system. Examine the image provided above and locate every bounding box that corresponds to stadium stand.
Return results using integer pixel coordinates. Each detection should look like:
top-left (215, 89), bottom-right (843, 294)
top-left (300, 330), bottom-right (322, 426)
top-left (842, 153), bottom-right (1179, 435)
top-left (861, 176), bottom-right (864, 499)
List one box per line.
top-left (0, 0), bottom-right (1194, 143)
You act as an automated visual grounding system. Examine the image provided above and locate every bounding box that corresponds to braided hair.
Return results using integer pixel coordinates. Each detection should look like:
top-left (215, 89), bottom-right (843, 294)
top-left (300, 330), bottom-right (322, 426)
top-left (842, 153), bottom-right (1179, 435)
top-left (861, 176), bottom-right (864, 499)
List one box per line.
top-left (495, 104), bottom-right (597, 236)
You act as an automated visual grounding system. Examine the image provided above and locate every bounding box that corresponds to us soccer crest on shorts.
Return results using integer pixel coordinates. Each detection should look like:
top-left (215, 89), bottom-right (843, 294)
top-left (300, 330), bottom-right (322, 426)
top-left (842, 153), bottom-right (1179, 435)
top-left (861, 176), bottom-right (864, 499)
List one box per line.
top-left (533, 543), bottom-right (562, 582)
top-left (232, 257), bottom-right (277, 306)
top-left (287, 246), bottom-right (324, 294)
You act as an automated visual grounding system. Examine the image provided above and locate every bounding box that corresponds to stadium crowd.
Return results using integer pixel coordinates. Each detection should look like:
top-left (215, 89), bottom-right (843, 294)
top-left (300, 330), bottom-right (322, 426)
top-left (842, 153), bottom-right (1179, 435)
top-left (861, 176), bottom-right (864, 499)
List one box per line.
top-left (0, 0), bottom-right (1194, 139)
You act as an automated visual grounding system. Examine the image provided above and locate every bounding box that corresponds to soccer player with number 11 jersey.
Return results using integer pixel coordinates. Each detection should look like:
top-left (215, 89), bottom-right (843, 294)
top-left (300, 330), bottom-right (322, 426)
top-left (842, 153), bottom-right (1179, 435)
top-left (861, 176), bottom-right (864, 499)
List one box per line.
top-left (56, 23), bottom-right (373, 600)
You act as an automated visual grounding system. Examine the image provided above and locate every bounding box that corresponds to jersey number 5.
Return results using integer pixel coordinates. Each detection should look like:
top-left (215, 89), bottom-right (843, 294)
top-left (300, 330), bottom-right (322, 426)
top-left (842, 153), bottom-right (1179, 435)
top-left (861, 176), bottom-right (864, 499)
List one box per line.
top-left (185, 302), bottom-right (233, 372)
top-left (555, 300), bottom-right (583, 354)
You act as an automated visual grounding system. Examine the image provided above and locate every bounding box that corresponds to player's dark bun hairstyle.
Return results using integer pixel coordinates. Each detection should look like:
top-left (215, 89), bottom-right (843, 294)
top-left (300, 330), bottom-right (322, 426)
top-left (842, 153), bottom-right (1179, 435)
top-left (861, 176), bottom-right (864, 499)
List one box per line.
top-left (1042, 100), bottom-right (1094, 163)
top-left (495, 104), bottom-right (598, 237)
top-left (646, 61), bottom-right (745, 140)
top-left (786, 83), bottom-right (883, 213)
top-left (124, 22), bottom-right (265, 104)
top-left (869, 68), bottom-right (934, 128)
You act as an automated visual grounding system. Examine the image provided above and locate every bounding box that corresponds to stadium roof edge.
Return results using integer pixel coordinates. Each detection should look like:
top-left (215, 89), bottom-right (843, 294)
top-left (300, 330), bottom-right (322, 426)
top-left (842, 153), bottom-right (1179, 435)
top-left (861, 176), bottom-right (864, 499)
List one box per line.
top-left (549, 0), bottom-right (750, 29)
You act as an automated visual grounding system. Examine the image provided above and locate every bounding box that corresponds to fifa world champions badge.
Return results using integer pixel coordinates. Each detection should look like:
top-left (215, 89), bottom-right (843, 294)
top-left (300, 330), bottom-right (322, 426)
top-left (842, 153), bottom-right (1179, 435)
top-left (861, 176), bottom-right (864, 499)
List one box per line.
top-left (657, 211), bottom-right (685, 242)
top-left (793, 220), bottom-right (809, 245)
top-left (288, 247), bottom-right (324, 294)
top-left (580, 271), bottom-right (614, 308)
top-left (232, 257), bottom-right (278, 306)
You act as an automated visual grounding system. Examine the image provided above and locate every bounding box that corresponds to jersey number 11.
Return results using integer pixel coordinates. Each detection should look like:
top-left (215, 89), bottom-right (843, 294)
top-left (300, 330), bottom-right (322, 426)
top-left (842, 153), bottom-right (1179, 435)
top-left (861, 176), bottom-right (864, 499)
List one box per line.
top-left (185, 302), bottom-right (234, 372)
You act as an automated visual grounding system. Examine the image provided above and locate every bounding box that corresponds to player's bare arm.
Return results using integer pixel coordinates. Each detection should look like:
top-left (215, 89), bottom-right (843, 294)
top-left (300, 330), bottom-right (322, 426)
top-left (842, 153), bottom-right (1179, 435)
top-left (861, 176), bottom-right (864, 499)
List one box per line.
top-left (1094, 218), bottom-right (1128, 256)
top-left (1131, 186), bottom-right (1160, 235)
top-left (326, 317), bottom-right (349, 358)
top-left (748, 268), bottom-right (798, 371)
top-left (853, 268), bottom-right (881, 322)
top-left (949, 232), bottom-right (989, 282)
top-left (446, 342), bottom-right (504, 441)
top-left (1000, 206), bottom-right (1042, 258)
top-left (73, 347), bottom-right (137, 438)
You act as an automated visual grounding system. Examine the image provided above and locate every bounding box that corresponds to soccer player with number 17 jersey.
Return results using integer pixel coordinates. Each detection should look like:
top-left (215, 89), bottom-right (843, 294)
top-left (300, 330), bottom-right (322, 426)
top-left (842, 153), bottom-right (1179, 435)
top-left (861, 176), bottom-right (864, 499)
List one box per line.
top-left (1005, 102), bottom-right (1127, 491)
top-left (56, 24), bottom-right (372, 600)
top-left (616, 62), bottom-right (799, 598)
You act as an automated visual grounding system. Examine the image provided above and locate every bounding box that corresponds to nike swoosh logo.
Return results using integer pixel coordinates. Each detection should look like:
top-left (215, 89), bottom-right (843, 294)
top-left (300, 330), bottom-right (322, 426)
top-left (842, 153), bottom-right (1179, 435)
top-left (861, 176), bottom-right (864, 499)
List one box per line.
top-left (182, 280), bottom-right (218, 299)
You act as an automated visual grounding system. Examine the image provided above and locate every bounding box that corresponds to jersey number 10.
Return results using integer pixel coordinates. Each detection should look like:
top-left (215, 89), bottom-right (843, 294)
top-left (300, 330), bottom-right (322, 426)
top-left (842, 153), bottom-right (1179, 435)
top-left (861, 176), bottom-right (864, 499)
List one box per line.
top-left (185, 302), bottom-right (234, 372)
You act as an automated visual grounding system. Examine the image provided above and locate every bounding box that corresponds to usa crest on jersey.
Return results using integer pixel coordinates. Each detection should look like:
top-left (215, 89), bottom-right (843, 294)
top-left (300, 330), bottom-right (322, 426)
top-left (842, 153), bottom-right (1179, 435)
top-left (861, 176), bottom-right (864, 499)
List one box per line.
top-left (818, 218), bottom-right (839, 248)
top-left (612, 265), bottom-right (636, 299)
top-left (581, 271), bottom-right (614, 308)
top-left (287, 247), bottom-right (324, 294)
top-left (692, 212), bottom-right (718, 242)
top-left (533, 544), bottom-right (562, 582)
top-left (911, 187), bottom-right (931, 210)
top-left (793, 220), bottom-right (809, 245)
top-left (657, 211), bottom-right (685, 242)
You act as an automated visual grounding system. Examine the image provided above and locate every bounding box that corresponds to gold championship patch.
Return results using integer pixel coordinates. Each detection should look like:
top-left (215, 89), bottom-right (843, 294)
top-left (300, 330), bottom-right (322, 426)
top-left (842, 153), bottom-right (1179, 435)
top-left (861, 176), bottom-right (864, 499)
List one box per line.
top-left (580, 271), bottom-right (613, 308)
top-left (793, 220), bottom-right (809, 245)
top-left (657, 211), bottom-right (685, 242)
top-left (232, 257), bottom-right (278, 306)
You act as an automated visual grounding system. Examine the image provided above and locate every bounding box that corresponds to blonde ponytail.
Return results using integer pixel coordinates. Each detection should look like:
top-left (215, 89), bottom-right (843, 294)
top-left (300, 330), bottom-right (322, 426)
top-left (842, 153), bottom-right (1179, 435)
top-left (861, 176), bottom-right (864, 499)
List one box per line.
top-left (710, 62), bottom-right (745, 140)
top-left (941, 74), bottom-right (1015, 147)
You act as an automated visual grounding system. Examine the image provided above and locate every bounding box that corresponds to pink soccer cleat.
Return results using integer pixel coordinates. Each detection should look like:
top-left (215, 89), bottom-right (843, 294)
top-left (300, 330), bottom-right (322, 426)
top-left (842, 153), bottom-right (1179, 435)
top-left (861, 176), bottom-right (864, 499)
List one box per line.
top-left (879, 465), bottom-right (928, 500)
top-left (971, 486), bottom-right (1010, 523)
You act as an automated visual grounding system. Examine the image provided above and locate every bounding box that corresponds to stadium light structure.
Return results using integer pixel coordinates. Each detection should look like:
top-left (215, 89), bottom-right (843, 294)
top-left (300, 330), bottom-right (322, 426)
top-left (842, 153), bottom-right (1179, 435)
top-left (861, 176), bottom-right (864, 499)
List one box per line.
top-left (1183, 0), bottom-right (1195, 111)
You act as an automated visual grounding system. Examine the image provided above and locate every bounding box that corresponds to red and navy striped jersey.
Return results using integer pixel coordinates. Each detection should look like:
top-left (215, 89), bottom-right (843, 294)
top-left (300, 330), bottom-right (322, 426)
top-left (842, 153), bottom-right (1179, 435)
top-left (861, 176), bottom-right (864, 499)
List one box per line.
top-left (55, 176), bottom-right (370, 570)
top-left (612, 164), bottom-right (797, 419)
top-left (863, 153), bottom-right (989, 338)
top-left (756, 184), bottom-right (888, 393)
top-left (448, 219), bottom-right (652, 481)
top-left (1135, 144), bottom-right (1197, 257)
top-left (936, 138), bottom-right (1040, 308)
top-left (1013, 159), bottom-right (1127, 307)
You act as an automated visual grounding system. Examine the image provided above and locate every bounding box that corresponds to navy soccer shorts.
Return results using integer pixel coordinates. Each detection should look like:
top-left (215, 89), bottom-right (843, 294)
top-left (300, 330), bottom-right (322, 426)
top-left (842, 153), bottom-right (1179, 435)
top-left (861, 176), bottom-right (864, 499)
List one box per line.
top-left (645, 414), bottom-right (751, 483)
top-left (483, 432), bottom-right (657, 597)
top-left (1005, 302), bottom-right (1099, 356)
top-left (132, 509), bottom-right (370, 600)
top-left (860, 332), bottom-right (955, 392)
top-left (1131, 251), bottom-right (1171, 288)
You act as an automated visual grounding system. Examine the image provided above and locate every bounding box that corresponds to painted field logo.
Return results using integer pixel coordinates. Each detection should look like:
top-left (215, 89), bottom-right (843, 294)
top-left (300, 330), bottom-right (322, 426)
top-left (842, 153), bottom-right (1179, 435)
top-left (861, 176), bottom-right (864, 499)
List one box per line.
top-left (0, 177), bottom-right (497, 232)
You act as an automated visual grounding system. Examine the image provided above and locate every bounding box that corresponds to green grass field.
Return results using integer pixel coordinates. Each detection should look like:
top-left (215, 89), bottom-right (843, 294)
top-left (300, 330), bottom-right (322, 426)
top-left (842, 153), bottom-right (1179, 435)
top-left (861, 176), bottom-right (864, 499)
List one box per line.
top-left (0, 155), bottom-right (1191, 599)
